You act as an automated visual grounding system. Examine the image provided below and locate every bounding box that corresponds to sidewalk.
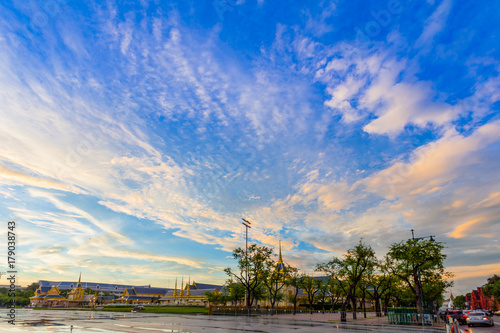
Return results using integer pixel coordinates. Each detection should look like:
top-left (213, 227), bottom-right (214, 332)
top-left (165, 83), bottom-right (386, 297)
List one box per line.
top-left (264, 312), bottom-right (446, 332)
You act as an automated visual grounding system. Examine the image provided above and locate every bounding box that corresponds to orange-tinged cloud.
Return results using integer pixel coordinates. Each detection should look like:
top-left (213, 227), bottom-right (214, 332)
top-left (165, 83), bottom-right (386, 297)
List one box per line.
top-left (448, 217), bottom-right (485, 238)
top-left (451, 263), bottom-right (500, 280)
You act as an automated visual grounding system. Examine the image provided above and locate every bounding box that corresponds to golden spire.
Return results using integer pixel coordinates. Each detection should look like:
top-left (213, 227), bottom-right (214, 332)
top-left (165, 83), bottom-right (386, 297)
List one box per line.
top-left (278, 240), bottom-right (283, 264)
top-left (174, 278), bottom-right (177, 297)
top-left (277, 240), bottom-right (285, 274)
top-left (78, 272), bottom-right (82, 286)
top-left (180, 277), bottom-right (184, 296)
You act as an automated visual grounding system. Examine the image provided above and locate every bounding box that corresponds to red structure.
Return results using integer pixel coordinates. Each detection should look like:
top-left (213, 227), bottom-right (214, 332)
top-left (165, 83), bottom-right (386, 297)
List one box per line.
top-left (466, 287), bottom-right (495, 310)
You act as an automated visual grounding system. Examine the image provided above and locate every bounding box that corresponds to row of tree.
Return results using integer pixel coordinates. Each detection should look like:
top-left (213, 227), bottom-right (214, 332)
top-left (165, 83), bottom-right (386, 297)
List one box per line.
top-left (216, 238), bottom-right (452, 320)
top-left (0, 282), bottom-right (38, 306)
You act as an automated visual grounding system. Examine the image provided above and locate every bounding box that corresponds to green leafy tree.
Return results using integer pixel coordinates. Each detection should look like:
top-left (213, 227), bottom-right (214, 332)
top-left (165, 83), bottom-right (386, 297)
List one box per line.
top-left (225, 280), bottom-right (245, 306)
top-left (484, 275), bottom-right (500, 299)
top-left (483, 275), bottom-right (500, 310)
top-left (454, 295), bottom-right (466, 309)
top-left (285, 272), bottom-right (302, 314)
top-left (316, 239), bottom-right (376, 321)
top-left (300, 274), bottom-right (322, 314)
top-left (224, 244), bottom-right (274, 307)
top-left (262, 260), bottom-right (297, 310)
top-left (26, 283), bottom-right (39, 292)
top-left (316, 279), bottom-right (330, 312)
top-left (325, 278), bottom-right (345, 311)
top-left (387, 239), bottom-right (453, 318)
top-left (203, 290), bottom-right (227, 306)
top-left (365, 259), bottom-right (396, 316)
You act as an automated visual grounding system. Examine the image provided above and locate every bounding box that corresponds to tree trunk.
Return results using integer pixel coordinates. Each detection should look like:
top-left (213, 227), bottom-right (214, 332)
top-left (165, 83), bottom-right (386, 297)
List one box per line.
top-left (413, 267), bottom-right (424, 323)
top-left (351, 294), bottom-right (357, 320)
top-left (363, 292), bottom-right (367, 318)
top-left (374, 295), bottom-right (381, 316)
top-left (340, 291), bottom-right (351, 322)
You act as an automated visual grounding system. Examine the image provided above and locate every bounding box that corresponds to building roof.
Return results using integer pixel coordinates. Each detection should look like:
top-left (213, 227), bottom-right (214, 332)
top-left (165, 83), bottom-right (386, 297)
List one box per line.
top-left (133, 286), bottom-right (169, 295)
top-left (39, 280), bottom-right (137, 292)
top-left (192, 283), bottom-right (223, 290)
top-left (121, 296), bottom-right (158, 301)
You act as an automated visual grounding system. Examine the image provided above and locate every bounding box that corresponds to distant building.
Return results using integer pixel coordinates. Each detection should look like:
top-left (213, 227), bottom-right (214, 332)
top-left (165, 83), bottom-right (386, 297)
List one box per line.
top-left (29, 285), bottom-right (66, 307)
top-left (120, 286), bottom-right (170, 304)
top-left (31, 273), bottom-right (224, 307)
top-left (160, 280), bottom-right (225, 306)
top-left (442, 292), bottom-right (455, 309)
top-left (466, 287), bottom-right (495, 310)
top-left (38, 278), bottom-right (137, 296)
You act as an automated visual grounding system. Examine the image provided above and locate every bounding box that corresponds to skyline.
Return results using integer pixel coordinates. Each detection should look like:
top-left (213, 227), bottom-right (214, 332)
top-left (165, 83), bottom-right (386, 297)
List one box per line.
top-left (0, 0), bottom-right (499, 296)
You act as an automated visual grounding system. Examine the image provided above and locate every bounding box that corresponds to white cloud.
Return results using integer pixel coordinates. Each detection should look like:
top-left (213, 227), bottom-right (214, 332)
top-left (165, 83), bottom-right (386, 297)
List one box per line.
top-left (415, 0), bottom-right (453, 48)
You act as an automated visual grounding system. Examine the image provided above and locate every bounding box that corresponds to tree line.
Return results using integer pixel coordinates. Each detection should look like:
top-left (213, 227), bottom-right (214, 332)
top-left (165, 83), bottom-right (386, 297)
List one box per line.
top-left (207, 238), bottom-right (453, 321)
top-left (0, 282), bottom-right (38, 307)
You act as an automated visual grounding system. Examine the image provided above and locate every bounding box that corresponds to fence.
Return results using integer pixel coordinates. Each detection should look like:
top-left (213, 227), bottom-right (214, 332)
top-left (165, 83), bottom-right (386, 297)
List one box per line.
top-left (387, 308), bottom-right (444, 327)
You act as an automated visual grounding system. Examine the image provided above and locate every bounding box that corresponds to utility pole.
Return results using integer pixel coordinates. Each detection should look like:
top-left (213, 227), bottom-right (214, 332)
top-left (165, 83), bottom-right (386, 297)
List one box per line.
top-left (241, 218), bottom-right (251, 308)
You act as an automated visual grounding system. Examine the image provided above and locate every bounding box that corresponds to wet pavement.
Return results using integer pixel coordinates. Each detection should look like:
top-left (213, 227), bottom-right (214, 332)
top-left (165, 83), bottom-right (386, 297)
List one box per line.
top-left (0, 309), bottom-right (448, 333)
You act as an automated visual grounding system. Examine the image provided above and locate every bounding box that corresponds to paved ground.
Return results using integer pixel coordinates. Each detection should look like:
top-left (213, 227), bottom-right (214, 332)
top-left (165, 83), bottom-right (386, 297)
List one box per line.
top-left (0, 309), bottom-right (448, 333)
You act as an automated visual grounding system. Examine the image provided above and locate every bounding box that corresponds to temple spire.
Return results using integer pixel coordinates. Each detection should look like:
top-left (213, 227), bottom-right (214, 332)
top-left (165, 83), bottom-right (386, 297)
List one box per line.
top-left (174, 278), bottom-right (178, 297)
top-left (180, 277), bottom-right (184, 296)
top-left (78, 272), bottom-right (82, 286)
top-left (278, 240), bottom-right (283, 263)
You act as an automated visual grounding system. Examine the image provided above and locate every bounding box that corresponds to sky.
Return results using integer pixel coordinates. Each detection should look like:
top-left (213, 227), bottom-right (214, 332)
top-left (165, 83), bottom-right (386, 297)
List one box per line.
top-left (0, 0), bottom-right (499, 296)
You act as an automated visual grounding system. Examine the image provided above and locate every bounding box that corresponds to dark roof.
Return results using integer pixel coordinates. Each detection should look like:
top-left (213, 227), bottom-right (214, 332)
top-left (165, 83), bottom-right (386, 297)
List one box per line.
top-left (133, 287), bottom-right (168, 295)
top-left (122, 296), bottom-right (157, 300)
top-left (39, 286), bottom-right (52, 293)
top-left (35, 295), bottom-right (65, 299)
top-left (189, 289), bottom-right (211, 296)
top-left (125, 288), bottom-right (136, 296)
top-left (193, 283), bottom-right (223, 290)
top-left (38, 280), bottom-right (136, 292)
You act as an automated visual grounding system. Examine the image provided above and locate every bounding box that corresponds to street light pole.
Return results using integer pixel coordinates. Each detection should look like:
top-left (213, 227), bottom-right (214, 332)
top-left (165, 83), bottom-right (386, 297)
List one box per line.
top-left (241, 218), bottom-right (251, 308)
top-left (410, 229), bottom-right (436, 317)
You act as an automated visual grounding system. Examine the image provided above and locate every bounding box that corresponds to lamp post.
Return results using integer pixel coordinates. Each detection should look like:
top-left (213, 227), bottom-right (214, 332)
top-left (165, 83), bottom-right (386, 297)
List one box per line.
top-left (410, 229), bottom-right (435, 314)
top-left (241, 218), bottom-right (251, 308)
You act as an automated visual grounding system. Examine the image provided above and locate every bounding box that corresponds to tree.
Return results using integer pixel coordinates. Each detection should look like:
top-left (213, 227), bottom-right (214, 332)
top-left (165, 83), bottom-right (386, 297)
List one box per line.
top-left (285, 272), bottom-right (302, 314)
top-left (484, 275), bottom-right (500, 310)
top-left (261, 259), bottom-right (297, 310)
top-left (317, 239), bottom-right (376, 321)
top-left (484, 275), bottom-right (500, 299)
top-left (26, 282), bottom-right (39, 292)
top-left (225, 280), bottom-right (245, 306)
top-left (387, 239), bottom-right (453, 319)
top-left (316, 280), bottom-right (329, 312)
top-left (203, 290), bottom-right (227, 306)
top-left (454, 295), bottom-right (466, 309)
top-left (224, 244), bottom-right (274, 307)
top-left (325, 278), bottom-right (345, 311)
top-left (300, 275), bottom-right (322, 314)
top-left (365, 259), bottom-right (396, 316)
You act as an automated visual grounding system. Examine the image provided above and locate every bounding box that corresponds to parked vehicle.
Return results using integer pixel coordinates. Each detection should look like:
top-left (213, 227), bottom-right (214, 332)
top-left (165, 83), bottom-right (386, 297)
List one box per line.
top-left (132, 305), bottom-right (145, 312)
top-left (444, 310), bottom-right (467, 324)
top-left (466, 312), bottom-right (494, 327)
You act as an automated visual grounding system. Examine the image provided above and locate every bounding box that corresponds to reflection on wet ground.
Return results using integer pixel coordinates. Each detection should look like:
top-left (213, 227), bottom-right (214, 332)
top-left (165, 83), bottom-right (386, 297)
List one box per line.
top-left (0, 309), bottom-right (447, 333)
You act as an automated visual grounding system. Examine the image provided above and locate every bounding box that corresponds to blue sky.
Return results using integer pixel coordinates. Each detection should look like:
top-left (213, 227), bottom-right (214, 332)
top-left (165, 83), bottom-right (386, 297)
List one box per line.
top-left (0, 0), bottom-right (499, 295)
